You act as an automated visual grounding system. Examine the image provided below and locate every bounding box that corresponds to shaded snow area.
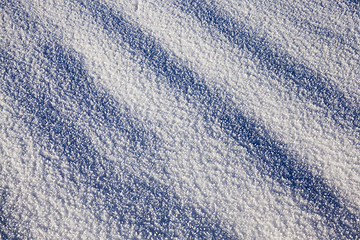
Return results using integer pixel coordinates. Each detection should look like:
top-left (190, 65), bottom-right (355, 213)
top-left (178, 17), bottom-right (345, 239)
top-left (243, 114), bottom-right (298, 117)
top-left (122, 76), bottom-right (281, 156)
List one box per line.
top-left (1, 0), bottom-right (360, 239)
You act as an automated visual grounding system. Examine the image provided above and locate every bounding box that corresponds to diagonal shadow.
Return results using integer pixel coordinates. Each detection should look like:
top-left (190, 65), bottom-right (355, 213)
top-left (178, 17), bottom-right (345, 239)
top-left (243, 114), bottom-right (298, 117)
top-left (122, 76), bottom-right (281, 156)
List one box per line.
top-left (0, 1), bottom-right (237, 239)
top-left (78, 0), bottom-right (360, 238)
top-left (293, 18), bottom-right (359, 54)
top-left (0, 44), bottom-right (235, 240)
top-left (0, 186), bottom-right (32, 240)
top-left (177, 0), bottom-right (360, 136)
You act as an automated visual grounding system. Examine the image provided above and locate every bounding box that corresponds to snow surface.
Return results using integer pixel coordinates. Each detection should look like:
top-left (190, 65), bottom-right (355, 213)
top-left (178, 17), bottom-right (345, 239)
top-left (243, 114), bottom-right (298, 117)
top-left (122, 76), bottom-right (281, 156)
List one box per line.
top-left (1, 0), bottom-right (360, 239)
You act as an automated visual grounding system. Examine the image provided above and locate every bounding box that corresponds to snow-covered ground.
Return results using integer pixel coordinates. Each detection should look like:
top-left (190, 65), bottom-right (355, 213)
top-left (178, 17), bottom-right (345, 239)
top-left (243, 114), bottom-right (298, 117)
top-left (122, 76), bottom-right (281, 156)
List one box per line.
top-left (1, 0), bottom-right (359, 239)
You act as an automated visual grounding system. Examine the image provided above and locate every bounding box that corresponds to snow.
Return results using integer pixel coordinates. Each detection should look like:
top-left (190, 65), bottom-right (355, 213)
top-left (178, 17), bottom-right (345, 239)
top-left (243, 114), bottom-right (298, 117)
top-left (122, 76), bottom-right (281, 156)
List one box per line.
top-left (1, 0), bottom-right (360, 239)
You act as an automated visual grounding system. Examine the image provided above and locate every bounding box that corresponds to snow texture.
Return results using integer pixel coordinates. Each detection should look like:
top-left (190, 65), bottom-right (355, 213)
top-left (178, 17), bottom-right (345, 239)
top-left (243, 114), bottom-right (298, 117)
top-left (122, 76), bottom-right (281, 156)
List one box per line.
top-left (1, 0), bottom-right (360, 239)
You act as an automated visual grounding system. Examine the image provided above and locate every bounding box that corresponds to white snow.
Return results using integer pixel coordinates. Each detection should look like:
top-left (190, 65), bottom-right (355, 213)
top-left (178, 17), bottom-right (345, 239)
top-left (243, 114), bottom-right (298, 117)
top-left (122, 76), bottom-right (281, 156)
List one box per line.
top-left (1, 0), bottom-right (359, 239)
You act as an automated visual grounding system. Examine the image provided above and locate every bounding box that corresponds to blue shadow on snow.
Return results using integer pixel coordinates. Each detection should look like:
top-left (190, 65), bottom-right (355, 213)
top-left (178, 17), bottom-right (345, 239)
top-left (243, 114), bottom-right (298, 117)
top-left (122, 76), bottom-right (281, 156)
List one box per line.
top-left (178, 0), bottom-right (360, 136)
top-left (80, 0), bottom-right (360, 238)
top-left (0, 1), bottom-right (236, 239)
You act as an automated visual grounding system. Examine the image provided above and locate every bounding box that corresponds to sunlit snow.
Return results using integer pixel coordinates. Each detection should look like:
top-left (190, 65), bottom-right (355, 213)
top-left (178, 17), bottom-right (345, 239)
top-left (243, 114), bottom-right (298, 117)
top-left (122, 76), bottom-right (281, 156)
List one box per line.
top-left (1, 0), bottom-right (360, 239)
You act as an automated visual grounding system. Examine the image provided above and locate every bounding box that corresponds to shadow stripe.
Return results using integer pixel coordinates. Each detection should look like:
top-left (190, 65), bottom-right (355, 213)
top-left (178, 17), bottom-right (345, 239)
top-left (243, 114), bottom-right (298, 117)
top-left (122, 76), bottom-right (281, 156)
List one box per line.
top-left (1, 0), bottom-right (160, 160)
top-left (0, 187), bottom-right (11, 240)
top-left (0, 46), bottom-right (235, 240)
top-left (79, 1), bottom-right (360, 238)
top-left (293, 18), bottom-right (359, 53)
top-left (177, 0), bottom-right (360, 136)
top-left (0, 186), bottom-right (30, 240)
top-left (0, 2), bottom-right (237, 238)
